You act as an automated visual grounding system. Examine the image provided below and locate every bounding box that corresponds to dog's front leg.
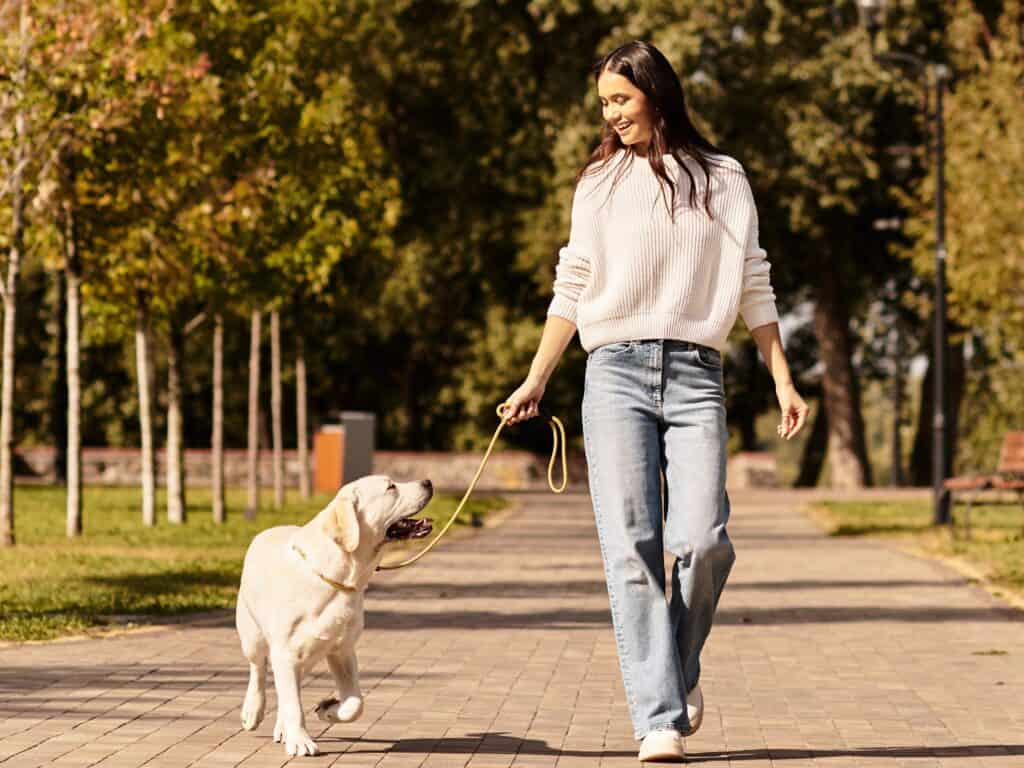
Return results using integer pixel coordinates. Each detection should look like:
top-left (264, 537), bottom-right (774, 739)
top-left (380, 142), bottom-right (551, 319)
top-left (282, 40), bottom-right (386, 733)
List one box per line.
top-left (316, 650), bottom-right (364, 723)
top-left (269, 650), bottom-right (318, 756)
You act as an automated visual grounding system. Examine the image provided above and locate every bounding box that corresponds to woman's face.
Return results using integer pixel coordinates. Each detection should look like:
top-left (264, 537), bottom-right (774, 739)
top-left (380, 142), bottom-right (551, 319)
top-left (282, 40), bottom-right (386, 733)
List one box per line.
top-left (597, 69), bottom-right (655, 153)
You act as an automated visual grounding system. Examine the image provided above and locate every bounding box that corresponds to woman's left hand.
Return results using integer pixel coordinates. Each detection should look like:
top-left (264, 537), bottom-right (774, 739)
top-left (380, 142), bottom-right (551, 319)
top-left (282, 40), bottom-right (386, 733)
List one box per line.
top-left (775, 382), bottom-right (809, 440)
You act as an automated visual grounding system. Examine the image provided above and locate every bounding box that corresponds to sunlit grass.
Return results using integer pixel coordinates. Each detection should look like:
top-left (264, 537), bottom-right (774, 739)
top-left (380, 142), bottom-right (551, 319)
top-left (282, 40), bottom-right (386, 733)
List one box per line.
top-left (812, 499), bottom-right (1024, 597)
top-left (0, 485), bottom-right (505, 642)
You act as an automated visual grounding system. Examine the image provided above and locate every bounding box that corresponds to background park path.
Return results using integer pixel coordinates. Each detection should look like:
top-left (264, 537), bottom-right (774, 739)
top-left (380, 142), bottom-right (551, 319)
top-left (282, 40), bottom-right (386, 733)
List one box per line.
top-left (0, 489), bottom-right (1021, 767)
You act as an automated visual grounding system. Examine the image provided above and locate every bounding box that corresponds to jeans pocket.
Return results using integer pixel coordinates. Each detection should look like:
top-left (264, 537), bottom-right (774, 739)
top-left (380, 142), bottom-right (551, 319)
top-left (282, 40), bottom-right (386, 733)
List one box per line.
top-left (592, 340), bottom-right (635, 359)
top-left (695, 345), bottom-right (722, 369)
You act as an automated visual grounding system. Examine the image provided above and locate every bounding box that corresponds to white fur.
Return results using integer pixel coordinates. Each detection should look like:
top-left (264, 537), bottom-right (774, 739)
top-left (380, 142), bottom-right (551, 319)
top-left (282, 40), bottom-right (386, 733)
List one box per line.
top-left (235, 474), bottom-right (432, 757)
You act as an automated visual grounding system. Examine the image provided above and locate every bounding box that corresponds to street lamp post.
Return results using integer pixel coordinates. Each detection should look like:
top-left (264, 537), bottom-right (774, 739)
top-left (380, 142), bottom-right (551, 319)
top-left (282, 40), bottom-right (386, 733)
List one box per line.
top-left (856, 0), bottom-right (952, 525)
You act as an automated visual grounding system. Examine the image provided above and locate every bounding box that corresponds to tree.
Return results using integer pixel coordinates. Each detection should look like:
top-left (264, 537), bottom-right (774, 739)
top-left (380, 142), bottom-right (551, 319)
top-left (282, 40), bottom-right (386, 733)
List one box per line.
top-left (211, 312), bottom-right (225, 521)
top-left (0, 0), bottom-right (30, 545)
top-left (270, 309), bottom-right (282, 509)
top-left (160, 0), bottom-right (406, 511)
top-left (246, 308), bottom-right (261, 518)
top-left (1, 0), bottom-right (172, 540)
top-left (370, 0), bottom-right (609, 449)
top-left (898, 0), bottom-right (1024, 473)
top-left (74, 4), bottom-right (220, 525)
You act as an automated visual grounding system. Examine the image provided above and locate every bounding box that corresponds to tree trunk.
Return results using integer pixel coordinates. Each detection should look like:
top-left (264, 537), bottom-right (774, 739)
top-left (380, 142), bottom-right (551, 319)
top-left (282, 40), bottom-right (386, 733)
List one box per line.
top-left (0, 10), bottom-right (28, 547)
top-left (890, 326), bottom-right (905, 486)
top-left (166, 324), bottom-right (186, 524)
top-left (296, 332), bottom-right (310, 499)
top-left (733, 340), bottom-right (762, 451)
top-left (52, 268), bottom-right (67, 485)
top-left (794, 398), bottom-right (829, 487)
top-left (211, 312), bottom-right (225, 523)
top-left (0, 269), bottom-right (20, 548)
top-left (271, 309), bottom-right (283, 509)
top-left (63, 191), bottom-right (82, 538)
top-left (246, 309), bottom-right (261, 519)
top-left (812, 275), bottom-right (872, 488)
top-left (135, 300), bottom-right (155, 526)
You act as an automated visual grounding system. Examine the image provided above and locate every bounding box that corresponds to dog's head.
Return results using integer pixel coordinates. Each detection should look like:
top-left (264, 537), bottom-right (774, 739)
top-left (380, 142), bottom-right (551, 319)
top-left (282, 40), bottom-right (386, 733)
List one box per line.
top-left (322, 474), bottom-right (434, 553)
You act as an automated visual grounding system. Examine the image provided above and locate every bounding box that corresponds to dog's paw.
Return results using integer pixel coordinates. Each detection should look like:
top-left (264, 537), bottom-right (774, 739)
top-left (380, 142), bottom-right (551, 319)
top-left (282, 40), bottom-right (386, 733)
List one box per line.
top-left (336, 695), bottom-right (364, 722)
top-left (240, 692), bottom-right (265, 731)
top-left (315, 695), bottom-right (363, 723)
top-left (273, 717), bottom-right (285, 743)
top-left (282, 726), bottom-right (319, 757)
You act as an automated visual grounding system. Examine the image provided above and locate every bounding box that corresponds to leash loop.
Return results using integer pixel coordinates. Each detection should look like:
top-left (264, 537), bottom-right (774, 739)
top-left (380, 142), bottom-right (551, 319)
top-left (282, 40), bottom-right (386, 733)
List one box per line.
top-left (377, 402), bottom-right (567, 571)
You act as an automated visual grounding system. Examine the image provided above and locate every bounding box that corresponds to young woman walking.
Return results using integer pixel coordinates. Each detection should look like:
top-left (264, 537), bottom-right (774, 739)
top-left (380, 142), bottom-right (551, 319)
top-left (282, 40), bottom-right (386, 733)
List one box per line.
top-left (503, 40), bottom-right (809, 762)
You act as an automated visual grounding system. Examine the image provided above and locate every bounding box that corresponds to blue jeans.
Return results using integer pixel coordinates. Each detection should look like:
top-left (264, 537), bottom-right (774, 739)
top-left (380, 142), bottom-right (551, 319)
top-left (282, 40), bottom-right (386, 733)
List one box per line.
top-left (582, 338), bottom-right (735, 740)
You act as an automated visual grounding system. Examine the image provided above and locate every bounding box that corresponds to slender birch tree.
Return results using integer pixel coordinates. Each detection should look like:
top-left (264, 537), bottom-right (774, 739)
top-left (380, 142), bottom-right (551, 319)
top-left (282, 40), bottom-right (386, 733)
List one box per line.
top-left (246, 309), bottom-right (261, 519)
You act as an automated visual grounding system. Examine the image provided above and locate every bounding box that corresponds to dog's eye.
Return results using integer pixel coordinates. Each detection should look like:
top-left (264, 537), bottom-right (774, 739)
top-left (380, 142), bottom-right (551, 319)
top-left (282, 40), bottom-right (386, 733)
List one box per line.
top-left (387, 482), bottom-right (396, 492)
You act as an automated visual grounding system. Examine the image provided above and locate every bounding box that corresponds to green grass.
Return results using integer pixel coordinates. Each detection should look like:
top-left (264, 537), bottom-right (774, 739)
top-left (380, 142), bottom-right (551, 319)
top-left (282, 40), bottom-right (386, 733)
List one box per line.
top-left (0, 485), bottom-right (506, 642)
top-left (812, 499), bottom-right (1024, 597)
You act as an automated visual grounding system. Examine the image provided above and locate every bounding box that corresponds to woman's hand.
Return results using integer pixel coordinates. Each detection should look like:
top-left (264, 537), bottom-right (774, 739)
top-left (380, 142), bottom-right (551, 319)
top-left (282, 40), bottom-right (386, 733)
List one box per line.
top-left (502, 376), bottom-right (546, 425)
top-left (775, 381), bottom-right (809, 440)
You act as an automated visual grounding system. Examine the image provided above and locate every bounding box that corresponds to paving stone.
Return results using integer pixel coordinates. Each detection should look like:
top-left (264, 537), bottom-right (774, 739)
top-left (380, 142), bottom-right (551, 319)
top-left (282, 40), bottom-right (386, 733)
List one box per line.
top-left (0, 489), bottom-right (1021, 767)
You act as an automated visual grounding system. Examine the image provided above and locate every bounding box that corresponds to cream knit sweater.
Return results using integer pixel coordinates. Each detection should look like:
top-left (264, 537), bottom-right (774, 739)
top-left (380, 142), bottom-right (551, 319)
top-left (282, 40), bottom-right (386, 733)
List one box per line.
top-left (547, 150), bottom-right (779, 353)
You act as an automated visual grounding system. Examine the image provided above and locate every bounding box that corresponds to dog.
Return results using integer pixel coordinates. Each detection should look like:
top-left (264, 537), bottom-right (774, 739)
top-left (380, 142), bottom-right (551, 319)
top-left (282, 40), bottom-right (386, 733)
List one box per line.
top-left (235, 474), bottom-right (434, 756)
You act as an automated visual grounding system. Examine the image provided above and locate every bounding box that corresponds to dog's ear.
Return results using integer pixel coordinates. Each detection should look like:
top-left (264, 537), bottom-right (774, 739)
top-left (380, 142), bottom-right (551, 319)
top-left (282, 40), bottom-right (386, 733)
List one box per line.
top-left (325, 491), bottom-right (361, 553)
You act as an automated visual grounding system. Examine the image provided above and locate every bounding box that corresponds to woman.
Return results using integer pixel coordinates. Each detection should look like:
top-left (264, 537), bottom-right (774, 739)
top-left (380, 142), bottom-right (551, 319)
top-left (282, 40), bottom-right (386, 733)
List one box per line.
top-left (503, 41), bottom-right (809, 762)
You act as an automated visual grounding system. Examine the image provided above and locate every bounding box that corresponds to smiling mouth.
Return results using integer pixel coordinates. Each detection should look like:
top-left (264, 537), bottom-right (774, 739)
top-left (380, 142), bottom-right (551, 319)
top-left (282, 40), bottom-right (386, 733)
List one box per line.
top-left (386, 516), bottom-right (433, 541)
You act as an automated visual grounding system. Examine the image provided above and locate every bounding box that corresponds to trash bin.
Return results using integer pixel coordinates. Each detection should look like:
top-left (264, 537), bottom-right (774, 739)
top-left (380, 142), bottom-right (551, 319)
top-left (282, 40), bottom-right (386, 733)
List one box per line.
top-left (313, 412), bottom-right (376, 493)
top-left (313, 425), bottom-right (344, 493)
top-left (339, 411), bottom-right (375, 484)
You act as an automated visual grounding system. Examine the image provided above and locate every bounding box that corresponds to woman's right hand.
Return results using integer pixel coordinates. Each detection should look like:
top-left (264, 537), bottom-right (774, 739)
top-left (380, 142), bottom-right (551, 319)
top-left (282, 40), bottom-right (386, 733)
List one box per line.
top-left (502, 376), bottom-right (546, 425)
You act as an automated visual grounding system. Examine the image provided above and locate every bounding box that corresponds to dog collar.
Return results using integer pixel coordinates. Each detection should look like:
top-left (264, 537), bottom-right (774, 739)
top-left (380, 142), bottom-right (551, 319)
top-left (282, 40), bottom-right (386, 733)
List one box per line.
top-left (291, 544), bottom-right (359, 592)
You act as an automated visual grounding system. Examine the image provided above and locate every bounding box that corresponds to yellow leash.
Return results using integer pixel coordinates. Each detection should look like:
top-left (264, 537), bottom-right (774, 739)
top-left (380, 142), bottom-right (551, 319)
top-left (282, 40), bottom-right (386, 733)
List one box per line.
top-left (377, 402), bottom-right (568, 571)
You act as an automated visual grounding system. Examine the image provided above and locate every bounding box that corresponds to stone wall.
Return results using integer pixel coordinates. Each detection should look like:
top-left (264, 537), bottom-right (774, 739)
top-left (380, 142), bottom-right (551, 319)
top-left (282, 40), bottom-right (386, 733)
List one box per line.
top-left (16, 446), bottom-right (312, 488)
top-left (14, 446), bottom-right (775, 491)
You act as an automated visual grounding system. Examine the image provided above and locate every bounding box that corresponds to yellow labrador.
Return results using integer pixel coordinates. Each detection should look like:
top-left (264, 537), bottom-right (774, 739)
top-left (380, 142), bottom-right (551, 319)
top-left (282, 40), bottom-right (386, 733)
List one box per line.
top-left (235, 474), bottom-right (433, 756)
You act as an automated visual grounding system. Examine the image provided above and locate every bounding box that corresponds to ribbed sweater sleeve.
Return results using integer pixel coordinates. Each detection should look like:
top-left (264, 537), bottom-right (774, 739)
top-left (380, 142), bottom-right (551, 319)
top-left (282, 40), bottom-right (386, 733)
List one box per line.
top-left (737, 174), bottom-right (780, 331)
top-left (546, 180), bottom-right (598, 325)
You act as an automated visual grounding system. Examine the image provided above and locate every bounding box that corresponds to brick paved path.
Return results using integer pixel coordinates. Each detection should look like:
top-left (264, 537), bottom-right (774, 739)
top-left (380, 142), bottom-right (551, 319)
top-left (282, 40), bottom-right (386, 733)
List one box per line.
top-left (1, 489), bottom-right (1022, 767)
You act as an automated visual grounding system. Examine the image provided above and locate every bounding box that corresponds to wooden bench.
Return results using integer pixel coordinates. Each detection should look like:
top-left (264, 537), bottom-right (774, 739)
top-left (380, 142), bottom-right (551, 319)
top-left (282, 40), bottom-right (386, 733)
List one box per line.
top-left (943, 431), bottom-right (1024, 537)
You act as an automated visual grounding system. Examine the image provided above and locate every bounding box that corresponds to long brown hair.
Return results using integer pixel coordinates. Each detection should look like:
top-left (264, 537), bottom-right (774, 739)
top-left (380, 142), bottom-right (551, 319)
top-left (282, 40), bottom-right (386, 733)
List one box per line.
top-left (577, 40), bottom-right (729, 219)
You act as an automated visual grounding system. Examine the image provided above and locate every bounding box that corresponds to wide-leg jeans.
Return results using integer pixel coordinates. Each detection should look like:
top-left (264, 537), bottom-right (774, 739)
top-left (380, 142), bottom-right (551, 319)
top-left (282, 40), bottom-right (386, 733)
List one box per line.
top-left (582, 338), bottom-right (735, 740)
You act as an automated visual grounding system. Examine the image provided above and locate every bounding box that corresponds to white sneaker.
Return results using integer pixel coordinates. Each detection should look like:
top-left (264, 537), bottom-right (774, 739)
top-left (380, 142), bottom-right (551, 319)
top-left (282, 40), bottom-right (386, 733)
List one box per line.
top-left (684, 683), bottom-right (704, 736)
top-left (638, 728), bottom-right (685, 762)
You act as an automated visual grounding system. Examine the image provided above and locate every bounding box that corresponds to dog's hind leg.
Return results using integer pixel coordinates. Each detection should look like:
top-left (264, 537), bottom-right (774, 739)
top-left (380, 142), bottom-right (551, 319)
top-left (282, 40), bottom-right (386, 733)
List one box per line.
top-left (270, 650), bottom-right (318, 757)
top-left (316, 650), bottom-right (364, 723)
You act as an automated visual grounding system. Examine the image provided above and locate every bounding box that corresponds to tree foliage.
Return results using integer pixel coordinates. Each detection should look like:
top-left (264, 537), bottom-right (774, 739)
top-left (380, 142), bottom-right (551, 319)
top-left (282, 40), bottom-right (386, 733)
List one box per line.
top-left (1, 0), bottom-right (1020, 494)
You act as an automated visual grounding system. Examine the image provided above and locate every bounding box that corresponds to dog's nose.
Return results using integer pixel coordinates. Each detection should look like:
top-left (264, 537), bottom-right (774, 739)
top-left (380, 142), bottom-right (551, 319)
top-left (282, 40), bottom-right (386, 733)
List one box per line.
top-left (421, 479), bottom-right (433, 491)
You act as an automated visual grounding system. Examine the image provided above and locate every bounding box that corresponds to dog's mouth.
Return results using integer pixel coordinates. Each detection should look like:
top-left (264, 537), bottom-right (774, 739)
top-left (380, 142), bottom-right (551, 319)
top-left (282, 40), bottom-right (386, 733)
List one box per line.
top-left (385, 515), bottom-right (432, 541)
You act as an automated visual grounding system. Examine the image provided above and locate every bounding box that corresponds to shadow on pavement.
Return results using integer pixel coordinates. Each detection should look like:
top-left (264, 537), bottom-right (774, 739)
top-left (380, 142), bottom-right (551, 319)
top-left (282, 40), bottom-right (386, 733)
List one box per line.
top-left (684, 744), bottom-right (1024, 762)
top-left (367, 577), bottom-right (968, 599)
top-left (362, 603), bottom-right (1021, 629)
top-left (320, 733), bottom-right (1024, 761)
